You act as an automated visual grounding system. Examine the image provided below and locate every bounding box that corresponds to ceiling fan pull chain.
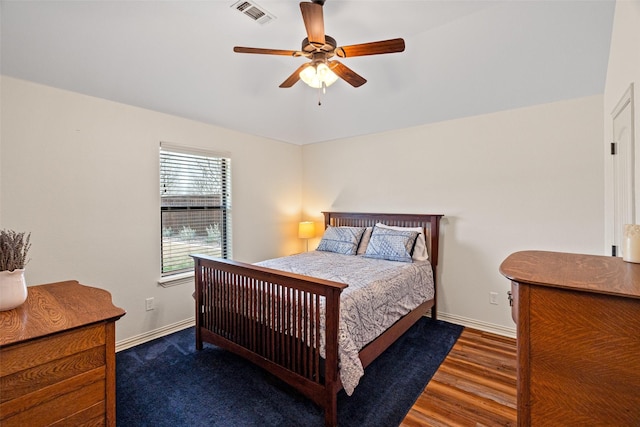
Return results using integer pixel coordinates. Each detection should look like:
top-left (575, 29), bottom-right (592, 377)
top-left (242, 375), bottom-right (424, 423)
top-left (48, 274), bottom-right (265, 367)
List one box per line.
top-left (318, 86), bottom-right (322, 106)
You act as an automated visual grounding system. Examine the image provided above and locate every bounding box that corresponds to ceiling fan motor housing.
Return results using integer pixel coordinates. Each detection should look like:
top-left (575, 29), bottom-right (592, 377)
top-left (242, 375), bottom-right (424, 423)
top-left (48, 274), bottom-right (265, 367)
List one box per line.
top-left (302, 35), bottom-right (337, 54)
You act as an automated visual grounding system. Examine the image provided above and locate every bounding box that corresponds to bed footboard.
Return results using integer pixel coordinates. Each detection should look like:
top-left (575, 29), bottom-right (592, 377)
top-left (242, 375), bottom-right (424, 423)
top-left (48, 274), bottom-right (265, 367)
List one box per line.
top-left (192, 254), bottom-right (348, 426)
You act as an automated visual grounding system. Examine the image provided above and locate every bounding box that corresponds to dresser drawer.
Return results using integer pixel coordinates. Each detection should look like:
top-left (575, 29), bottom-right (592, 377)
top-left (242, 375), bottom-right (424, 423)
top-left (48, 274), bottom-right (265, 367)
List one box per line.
top-left (1, 371), bottom-right (106, 427)
top-left (1, 324), bottom-right (106, 379)
top-left (0, 324), bottom-right (108, 426)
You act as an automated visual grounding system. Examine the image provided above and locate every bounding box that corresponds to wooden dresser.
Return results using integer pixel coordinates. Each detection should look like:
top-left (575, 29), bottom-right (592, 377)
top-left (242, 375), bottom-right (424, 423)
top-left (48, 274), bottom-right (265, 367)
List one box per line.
top-left (0, 280), bottom-right (126, 426)
top-left (500, 251), bottom-right (640, 426)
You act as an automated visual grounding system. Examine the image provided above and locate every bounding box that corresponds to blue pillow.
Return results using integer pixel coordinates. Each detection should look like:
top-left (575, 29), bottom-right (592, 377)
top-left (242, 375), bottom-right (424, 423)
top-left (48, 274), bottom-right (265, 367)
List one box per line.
top-left (364, 226), bottom-right (419, 262)
top-left (316, 226), bottom-right (366, 255)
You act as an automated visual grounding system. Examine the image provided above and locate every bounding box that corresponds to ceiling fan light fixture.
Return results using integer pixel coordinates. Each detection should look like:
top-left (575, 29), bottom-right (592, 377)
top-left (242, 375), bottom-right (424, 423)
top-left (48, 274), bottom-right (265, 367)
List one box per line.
top-left (299, 62), bottom-right (338, 89)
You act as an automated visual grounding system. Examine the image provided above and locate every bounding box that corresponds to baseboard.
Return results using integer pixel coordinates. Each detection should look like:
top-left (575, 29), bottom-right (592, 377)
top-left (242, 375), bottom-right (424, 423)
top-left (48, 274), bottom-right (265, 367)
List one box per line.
top-left (116, 317), bottom-right (195, 352)
top-left (115, 312), bottom-right (516, 352)
top-left (436, 312), bottom-right (516, 339)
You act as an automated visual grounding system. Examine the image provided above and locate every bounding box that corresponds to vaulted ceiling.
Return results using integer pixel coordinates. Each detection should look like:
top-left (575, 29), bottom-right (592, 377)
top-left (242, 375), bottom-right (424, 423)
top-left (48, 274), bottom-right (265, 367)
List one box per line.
top-left (1, 0), bottom-right (615, 145)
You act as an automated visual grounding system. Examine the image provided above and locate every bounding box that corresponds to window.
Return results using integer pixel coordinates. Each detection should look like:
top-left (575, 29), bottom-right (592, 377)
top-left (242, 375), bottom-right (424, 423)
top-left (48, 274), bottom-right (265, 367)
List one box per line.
top-left (160, 143), bottom-right (231, 277)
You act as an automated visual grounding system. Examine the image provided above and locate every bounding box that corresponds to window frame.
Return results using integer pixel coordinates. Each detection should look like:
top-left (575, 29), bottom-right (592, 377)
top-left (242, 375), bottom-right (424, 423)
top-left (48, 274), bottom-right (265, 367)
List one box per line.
top-left (159, 143), bottom-right (232, 282)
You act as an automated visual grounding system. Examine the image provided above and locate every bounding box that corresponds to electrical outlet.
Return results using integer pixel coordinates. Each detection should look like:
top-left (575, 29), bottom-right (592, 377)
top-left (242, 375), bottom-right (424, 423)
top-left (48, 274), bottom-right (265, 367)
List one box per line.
top-left (489, 292), bottom-right (499, 305)
top-left (145, 297), bottom-right (155, 311)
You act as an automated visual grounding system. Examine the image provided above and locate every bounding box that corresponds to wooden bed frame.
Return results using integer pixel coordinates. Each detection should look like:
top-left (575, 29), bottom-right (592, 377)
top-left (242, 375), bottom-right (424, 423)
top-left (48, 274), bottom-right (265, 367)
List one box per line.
top-left (192, 212), bottom-right (443, 426)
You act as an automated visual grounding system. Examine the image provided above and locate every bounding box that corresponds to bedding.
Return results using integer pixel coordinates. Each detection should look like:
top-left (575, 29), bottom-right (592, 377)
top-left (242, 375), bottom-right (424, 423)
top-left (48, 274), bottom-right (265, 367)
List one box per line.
top-left (356, 226), bottom-right (373, 255)
top-left (256, 250), bottom-right (434, 395)
top-left (316, 225), bottom-right (366, 255)
top-left (374, 223), bottom-right (429, 261)
top-left (363, 226), bottom-right (419, 262)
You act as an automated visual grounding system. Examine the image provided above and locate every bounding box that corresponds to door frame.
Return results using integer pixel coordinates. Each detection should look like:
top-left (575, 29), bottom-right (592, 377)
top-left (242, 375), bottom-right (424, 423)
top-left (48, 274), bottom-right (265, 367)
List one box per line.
top-left (610, 83), bottom-right (636, 256)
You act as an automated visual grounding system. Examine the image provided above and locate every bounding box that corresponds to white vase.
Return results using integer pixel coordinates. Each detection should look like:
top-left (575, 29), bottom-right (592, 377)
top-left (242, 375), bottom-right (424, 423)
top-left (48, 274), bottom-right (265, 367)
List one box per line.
top-left (0, 269), bottom-right (28, 311)
top-left (623, 224), bottom-right (640, 263)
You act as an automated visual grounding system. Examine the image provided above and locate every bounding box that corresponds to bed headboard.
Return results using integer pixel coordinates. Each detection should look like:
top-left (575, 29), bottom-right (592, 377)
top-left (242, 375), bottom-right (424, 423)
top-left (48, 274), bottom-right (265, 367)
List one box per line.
top-left (322, 212), bottom-right (443, 267)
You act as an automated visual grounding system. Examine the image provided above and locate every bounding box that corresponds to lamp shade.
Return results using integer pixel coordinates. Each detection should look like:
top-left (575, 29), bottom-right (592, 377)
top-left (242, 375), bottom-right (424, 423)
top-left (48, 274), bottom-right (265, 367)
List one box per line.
top-left (298, 221), bottom-right (315, 239)
top-left (299, 63), bottom-right (338, 89)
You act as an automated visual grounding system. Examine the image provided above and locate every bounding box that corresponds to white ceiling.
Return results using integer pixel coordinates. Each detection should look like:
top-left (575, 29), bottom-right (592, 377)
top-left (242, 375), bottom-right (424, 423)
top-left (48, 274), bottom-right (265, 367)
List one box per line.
top-left (1, 0), bottom-right (615, 145)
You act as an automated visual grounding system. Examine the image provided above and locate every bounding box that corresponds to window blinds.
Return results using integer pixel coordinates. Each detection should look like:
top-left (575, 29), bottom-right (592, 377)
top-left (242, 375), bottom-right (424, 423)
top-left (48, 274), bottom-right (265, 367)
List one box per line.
top-left (160, 144), bottom-right (232, 276)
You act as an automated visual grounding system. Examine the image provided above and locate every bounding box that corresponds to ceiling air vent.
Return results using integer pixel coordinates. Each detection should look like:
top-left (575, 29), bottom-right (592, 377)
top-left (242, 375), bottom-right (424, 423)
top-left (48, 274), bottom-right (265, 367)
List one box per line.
top-left (231, 1), bottom-right (276, 25)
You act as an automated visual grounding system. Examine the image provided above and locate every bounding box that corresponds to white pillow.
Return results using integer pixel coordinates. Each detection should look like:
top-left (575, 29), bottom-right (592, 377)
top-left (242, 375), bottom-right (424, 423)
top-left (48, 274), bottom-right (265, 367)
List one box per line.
top-left (356, 227), bottom-right (373, 255)
top-left (374, 223), bottom-right (428, 261)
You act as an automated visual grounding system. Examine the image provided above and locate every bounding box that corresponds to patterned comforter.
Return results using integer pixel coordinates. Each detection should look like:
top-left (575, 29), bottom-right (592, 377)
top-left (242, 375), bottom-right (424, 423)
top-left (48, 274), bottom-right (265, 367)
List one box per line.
top-left (255, 250), bottom-right (434, 395)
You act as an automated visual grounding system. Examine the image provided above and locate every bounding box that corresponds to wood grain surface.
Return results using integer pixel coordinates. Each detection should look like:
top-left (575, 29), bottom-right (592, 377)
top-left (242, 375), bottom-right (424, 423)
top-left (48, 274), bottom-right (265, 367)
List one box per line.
top-left (0, 280), bottom-right (125, 346)
top-left (0, 281), bottom-right (125, 427)
top-left (501, 251), bottom-right (640, 426)
top-left (500, 250), bottom-right (640, 298)
top-left (401, 328), bottom-right (517, 426)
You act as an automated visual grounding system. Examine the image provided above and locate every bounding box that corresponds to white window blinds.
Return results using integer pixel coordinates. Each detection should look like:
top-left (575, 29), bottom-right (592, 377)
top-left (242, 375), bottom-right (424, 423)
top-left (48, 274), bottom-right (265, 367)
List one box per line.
top-left (160, 144), bottom-right (232, 276)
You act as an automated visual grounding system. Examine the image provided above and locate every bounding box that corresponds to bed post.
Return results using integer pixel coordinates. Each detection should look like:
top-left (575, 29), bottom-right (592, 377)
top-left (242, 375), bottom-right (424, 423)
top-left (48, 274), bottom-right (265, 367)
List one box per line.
top-left (192, 255), bottom-right (203, 351)
top-left (323, 282), bottom-right (341, 427)
top-left (323, 211), bottom-right (331, 229)
top-left (430, 215), bottom-right (441, 320)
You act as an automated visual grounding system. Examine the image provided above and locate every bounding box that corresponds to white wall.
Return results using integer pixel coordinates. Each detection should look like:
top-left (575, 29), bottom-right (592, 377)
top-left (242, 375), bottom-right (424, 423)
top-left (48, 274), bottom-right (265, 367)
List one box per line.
top-left (0, 76), bottom-right (303, 343)
top-left (302, 95), bottom-right (604, 335)
top-left (604, 0), bottom-right (640, 251)
top-left (0, 78), bottom-right (609, 340)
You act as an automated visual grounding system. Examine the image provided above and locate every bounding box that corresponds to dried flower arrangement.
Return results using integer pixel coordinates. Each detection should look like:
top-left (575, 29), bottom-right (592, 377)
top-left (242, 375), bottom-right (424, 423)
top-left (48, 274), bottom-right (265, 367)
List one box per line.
top-left (0, 230), bottom-right (31, 271)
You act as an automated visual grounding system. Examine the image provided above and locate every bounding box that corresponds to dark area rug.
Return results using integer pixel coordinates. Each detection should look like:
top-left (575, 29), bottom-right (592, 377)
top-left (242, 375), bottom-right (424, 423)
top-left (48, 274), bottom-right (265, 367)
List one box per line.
top-left (116, 317), bottom-right (463, 427)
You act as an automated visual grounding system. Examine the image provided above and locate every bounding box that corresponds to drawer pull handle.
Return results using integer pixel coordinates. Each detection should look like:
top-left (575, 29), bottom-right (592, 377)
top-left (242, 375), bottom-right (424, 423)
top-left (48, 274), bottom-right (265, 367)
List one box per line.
top-left (507, 291), bottom-right (513, 307)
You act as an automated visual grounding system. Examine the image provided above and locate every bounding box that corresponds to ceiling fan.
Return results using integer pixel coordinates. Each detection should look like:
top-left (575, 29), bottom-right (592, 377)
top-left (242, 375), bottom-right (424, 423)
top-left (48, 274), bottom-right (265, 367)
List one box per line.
top-left (233, 0), bottom-right (405, 90)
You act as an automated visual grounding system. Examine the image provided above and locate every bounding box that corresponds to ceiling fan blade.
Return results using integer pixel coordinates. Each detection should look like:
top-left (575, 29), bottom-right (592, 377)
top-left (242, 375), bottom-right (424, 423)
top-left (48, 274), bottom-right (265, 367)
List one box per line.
top-left (234, 46), bottom-right (302, 57)
top-left (335, 38), bottom-right (405, 58)
top-left (279, 63), bottom-right (312, 88)
top-left (300, 2), bottom-right (325, 47)
top-left (329, 61), bottom-right (367, 88)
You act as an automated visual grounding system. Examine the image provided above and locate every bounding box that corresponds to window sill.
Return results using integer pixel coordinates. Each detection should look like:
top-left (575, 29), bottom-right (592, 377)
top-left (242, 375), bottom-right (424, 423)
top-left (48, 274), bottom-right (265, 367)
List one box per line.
top-left (158, 272), bottom-right (194, 287)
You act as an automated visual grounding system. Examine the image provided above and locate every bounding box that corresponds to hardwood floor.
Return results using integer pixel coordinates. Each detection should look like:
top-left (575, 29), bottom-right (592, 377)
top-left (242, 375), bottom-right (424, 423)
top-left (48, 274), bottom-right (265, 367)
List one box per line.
top-left (401, 327), bottom-right (517, 427)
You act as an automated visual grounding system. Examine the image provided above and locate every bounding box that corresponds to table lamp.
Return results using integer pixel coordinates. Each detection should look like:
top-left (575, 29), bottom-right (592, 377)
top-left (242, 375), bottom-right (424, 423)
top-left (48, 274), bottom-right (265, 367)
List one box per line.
top-left (298, 221), bottom-right (315, 252)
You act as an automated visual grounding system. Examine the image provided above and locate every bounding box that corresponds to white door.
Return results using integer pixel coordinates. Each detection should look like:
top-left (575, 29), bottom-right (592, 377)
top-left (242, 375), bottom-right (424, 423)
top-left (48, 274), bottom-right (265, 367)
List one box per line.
top-left (611, 84), bottom-right (635, 257)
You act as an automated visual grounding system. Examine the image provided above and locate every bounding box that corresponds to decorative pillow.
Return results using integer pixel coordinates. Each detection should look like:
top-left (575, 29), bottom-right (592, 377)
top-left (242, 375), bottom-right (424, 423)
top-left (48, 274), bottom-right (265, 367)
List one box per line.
top-left (374, 223), bottom-right (429, 261)
top-left (364, 226), bottom-right (419, 263)
top-left (316, 226), bottom-right (366, 255)
top-left (356, 227), bottom-right (373, 255)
